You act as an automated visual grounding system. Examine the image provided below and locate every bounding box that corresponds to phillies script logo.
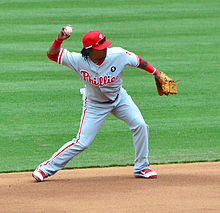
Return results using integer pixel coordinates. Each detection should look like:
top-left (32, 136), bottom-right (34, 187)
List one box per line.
top-left (80, 70), bottom-right (119, 86)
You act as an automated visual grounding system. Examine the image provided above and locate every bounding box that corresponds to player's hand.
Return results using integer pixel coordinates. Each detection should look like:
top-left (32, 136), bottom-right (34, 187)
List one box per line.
top-left (58, 25), bottom-right (73, 41)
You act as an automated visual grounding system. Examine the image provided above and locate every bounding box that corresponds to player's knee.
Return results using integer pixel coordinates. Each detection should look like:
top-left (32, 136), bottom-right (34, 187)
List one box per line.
top-left (82, 144), bottom-right (90, 150)
top-left (131, 119), bottom-right (147, 132)
top-left (78, 143), bottom-right (89, 150)
top-left (75, 139), bottom-right (91, 151)
top-left (138, 121), bottom-right (147, 130)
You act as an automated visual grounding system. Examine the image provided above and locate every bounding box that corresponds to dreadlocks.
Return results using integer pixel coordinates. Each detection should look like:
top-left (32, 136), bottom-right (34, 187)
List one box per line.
top-left (81, 48), bottom-right (91, 60)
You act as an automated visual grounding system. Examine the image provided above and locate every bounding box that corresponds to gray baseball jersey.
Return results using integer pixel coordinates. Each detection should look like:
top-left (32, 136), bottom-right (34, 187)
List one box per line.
top-left (37, 47), bottom-right (150, 177)
top-left (58, 47), bottom-right (140, 102)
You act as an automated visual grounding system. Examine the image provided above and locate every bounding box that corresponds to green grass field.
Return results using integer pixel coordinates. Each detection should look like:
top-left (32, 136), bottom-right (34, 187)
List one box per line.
top-left (0, 0), bottom-right (220, 172)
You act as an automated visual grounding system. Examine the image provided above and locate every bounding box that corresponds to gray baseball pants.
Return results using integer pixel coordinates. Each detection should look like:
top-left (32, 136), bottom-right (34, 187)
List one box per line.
top-left (38, 88), bottom-right (150, 176)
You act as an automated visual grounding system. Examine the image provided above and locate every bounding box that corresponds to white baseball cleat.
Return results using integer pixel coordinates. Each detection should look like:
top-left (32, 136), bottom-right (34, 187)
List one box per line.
top-left (134, 168), bottom-right (157, 179)
top-left (32, 168), bottom-right (47, 182)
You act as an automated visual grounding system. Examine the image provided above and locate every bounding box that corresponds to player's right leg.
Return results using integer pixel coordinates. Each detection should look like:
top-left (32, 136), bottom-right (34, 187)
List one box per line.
top-left (33, 97), bottom-right (110, 182)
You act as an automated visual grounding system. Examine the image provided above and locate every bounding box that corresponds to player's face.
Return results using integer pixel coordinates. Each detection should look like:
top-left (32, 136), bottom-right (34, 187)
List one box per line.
top-left (90, 48), bottom-right (107, 59)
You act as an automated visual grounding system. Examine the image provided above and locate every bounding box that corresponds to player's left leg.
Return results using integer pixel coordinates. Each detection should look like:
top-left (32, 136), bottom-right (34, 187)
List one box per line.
top-left (111, 88), bottom-right (156, 177)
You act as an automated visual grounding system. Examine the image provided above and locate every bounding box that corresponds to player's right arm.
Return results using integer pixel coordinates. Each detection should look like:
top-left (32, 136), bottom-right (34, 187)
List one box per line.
top-left (47, 26), bottom-right (71, 61)
top-left (47, 26), bottom-right (81, 72)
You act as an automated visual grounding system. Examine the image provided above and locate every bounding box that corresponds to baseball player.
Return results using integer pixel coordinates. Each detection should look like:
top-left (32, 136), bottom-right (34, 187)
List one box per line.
top-left (33, 25), bottom-right (163, 182)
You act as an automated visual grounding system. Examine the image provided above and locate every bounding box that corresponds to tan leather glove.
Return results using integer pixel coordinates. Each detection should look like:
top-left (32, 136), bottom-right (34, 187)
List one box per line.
top-left (155, 72), bottom-right (178, 96)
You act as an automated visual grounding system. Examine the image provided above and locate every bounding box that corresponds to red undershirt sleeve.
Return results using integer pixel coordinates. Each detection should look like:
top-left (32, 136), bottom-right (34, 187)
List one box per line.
top-left (47, 50), bottom-right (60, 62)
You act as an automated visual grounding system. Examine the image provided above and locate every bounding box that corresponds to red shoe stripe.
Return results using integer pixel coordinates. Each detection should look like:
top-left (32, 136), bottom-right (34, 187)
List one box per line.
top-left (149, 175), bottom-right (157, 178)
top-left (38, 169), bottom-right (46, 178)
top-left (143, 169), bottom-right (153, 173)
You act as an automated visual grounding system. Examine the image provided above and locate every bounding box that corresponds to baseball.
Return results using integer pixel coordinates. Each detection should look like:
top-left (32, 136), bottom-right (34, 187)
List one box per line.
top-left (64, 25), bottom-right (73, 35)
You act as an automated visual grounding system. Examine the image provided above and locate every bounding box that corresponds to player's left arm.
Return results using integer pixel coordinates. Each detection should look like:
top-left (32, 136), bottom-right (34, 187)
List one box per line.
top-left (137, 56), bottom-right (178, 95)
top-left (137, 56), bottom-right (161, 79)
top-left (123, 49), bottom-right (162, 80)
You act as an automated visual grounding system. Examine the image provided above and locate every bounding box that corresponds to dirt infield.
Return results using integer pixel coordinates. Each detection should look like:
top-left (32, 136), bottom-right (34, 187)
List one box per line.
top-left (0, 162), bottom-right (219, 213)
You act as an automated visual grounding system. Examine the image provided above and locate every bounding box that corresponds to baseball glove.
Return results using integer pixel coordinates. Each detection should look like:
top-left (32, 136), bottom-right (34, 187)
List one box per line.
top-left (155, 72), bottom-right (178, 96)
